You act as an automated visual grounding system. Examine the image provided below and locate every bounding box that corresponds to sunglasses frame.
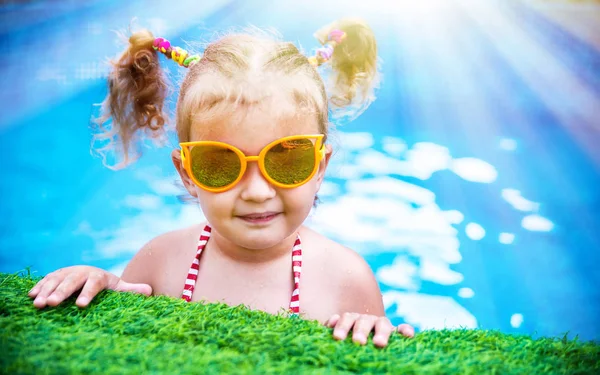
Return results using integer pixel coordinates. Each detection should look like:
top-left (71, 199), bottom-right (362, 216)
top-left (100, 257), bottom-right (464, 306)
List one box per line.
top-left (180, 134), bottom-right (326, 193)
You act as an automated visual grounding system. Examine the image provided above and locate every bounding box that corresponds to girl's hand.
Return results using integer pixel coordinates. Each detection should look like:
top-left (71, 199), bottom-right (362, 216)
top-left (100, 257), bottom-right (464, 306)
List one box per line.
top-left (326, 313), bottom-right (415, 348)
top-left (28, 265), bottom-right (152, 309)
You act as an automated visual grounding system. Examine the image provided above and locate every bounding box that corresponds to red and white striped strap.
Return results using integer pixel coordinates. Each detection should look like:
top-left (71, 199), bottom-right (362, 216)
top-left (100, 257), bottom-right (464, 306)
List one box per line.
top-left (181, 225), bottom-right (211, 302)
top-left (181, 224), bottom-right (302, 317)
top-left (289, 236), bottom-right (302, 316)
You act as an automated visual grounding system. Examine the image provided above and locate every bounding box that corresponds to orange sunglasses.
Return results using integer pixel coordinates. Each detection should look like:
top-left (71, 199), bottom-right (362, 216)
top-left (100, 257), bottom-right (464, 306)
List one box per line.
top-left (180, 134), bottom-right (326, 193)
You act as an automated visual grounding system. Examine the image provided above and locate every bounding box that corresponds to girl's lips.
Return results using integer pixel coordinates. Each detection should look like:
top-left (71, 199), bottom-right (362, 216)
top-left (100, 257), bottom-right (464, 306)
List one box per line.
top-left (237, 212), bottom-right (280, 223)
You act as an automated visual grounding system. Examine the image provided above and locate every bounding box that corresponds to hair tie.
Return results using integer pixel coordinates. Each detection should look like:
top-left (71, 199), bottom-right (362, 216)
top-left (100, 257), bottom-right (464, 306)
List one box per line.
top-left (152, 37), bottom-right (201, 68)
top-left (308, 29), bottom-right (346, 67)
top-left (328, 29), bottom-right (346, 44)
top-left (152, 37), bottom-right (171, 53)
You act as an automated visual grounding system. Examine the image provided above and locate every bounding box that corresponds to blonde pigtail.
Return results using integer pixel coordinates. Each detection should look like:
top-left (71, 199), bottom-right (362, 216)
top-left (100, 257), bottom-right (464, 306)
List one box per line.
top-left (311, 18), bottom-right (379, 120)
top-left (92, 29), bottom-right (171, 169)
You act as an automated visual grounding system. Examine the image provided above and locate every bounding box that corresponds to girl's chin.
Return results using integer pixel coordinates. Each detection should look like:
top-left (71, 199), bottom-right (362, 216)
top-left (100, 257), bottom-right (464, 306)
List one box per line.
top-left (231, 226), bottom-right (296, 250)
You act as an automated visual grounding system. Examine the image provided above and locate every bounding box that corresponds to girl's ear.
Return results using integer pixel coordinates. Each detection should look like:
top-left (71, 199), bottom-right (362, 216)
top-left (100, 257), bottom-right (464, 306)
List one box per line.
top-left (315, 144), bottom-right (333, 188)
top-left (172, 149), bottom-right (199, 198)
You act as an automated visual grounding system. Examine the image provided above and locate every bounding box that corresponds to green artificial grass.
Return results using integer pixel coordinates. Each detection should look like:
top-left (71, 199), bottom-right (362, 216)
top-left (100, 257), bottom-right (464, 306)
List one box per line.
top-left (1, 270), bottom-right (599, 374)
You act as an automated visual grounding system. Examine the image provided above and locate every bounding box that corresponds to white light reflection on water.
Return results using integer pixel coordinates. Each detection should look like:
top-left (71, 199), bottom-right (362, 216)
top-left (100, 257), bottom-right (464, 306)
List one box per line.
top-left (502, 189), bottom-right (540, 212)
top-left (511, 313), bottom-right (524, 328)
top-left (499, 233), bottom-right (516, 245)
top-left (450, 158), bottom-right (498, 183)
top-left (309, 132), bottom-right (554, 331)
top-left (522, 214), bottom-right (555, 232)
top-left (465, 223), bottom-right (486, 241)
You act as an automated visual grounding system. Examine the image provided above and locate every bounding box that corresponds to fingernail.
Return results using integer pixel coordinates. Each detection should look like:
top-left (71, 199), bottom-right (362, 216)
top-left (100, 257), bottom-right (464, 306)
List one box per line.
top-left (78, 297), bottom-right (89, 305)
top-left (333, 330), bottom-right (344, 340)
top-left (373, 335), bottom-right (387, 346)
top-left (353, 333), bottom-right (366, 344)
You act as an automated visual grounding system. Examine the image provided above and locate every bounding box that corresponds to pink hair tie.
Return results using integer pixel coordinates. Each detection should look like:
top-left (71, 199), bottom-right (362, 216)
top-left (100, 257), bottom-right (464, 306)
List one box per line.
top-left (152, 37), bottom-right (171, 54)
top-left (308, 29), bottom-right (347, 67)
top-left (328, 29), bottom-right (346, 44)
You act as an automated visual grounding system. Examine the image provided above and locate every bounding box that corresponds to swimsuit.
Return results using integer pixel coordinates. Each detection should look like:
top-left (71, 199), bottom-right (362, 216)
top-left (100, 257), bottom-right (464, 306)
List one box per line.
top-left (181, 224), bottom-right (302, 316)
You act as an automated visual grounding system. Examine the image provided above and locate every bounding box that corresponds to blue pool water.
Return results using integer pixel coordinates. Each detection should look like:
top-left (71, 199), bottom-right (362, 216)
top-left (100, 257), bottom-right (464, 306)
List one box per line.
top-left (1, 0), bottom-right (599, 342)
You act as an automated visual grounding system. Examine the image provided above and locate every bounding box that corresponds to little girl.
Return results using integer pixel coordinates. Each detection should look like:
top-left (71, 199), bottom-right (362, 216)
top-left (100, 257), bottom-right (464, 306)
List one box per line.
top-left (28, 18), bottom-right (415, 347)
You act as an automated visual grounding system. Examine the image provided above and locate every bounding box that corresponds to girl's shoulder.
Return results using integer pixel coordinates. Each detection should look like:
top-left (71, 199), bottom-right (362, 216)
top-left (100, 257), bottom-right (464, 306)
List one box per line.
top-left (145, 222), bottom-right (207, 251)
top-left (298, 225), bottom-right (375, 280)
top-left (122, 223), bottom-right (206, 284)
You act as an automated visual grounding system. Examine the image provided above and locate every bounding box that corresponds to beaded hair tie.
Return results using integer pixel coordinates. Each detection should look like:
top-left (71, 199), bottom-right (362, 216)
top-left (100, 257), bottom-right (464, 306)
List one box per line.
top-left (307, 29), bottom-right (347, 67)
top-left (153, 29), bottom-right (346, 69)
top-left (152, 37), bottom-right (201, 68)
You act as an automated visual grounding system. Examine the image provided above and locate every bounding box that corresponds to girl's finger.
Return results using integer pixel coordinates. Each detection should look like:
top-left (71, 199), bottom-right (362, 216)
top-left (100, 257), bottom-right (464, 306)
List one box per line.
top-left (325, 314), bottom-right (341, 328)
top-left (351, 315), bottom-right (378, 345)
top-left (28, 268), bottom-right (65, 298)
top-left (397, 323), bottom-right (415, 338)
top-left (332, 312), bottom-right (360, 341)
top-left (32, 276), bottom-right (63, 308)
top-left (28, 278), bottom-right (49, 298)
top-left (75, 272), bottom-right (109, 308)
top-left (372, 317), bottom-right (395, 348)
top-left (46, 272), bottom-right (87, 307)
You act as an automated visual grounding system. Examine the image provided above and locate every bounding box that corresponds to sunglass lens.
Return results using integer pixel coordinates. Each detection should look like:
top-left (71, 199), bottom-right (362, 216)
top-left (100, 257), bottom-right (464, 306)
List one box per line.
top-left (190, 145), bottom-right (241, 188)
top-left (265, 138), bottom-right (315, 185)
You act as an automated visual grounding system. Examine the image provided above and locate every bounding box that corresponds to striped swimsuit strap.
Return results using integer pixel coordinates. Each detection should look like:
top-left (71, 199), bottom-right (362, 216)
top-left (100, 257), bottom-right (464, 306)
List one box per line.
top-left (181, 224), bottom-right (303, 316)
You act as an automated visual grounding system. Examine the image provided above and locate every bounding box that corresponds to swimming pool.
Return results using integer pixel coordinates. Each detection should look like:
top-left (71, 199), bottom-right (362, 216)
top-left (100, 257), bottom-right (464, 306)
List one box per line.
top-left (1, 0), bottom-right (599, 342)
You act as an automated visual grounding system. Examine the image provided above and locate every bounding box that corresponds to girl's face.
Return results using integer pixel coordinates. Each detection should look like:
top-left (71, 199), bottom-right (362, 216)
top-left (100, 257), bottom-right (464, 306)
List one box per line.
top-left (173, 103), bottom-right (332, 250)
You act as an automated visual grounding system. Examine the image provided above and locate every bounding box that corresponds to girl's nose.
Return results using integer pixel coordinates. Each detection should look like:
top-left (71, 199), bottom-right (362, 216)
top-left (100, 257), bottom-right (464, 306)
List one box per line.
top-left (239, 163), bottom-right (276, 202)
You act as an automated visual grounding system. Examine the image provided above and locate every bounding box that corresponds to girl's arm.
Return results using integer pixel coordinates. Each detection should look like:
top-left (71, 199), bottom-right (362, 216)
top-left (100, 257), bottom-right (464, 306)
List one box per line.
top-left (337, 250), bottom-right (385, 315)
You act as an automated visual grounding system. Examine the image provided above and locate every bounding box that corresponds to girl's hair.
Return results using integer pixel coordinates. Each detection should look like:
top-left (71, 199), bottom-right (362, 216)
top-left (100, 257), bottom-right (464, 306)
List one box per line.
top-left (314, 19), bottom-right (379, 117)
top-left (92, 18), bottom-right (379, 168)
